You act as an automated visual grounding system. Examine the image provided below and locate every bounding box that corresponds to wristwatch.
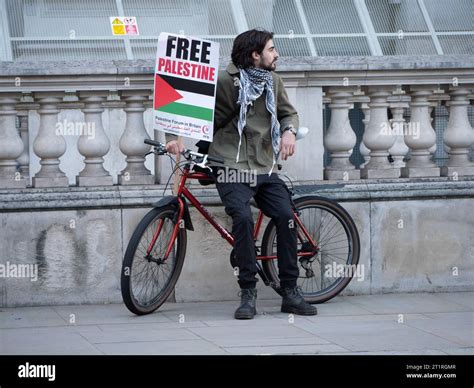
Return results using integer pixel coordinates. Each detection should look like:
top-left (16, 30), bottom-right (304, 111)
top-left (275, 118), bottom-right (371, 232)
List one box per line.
top-left (283, 125), bottom-right (297, 137)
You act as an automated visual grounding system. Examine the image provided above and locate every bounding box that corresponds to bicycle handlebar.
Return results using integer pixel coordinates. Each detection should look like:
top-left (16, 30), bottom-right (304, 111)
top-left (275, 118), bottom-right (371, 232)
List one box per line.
top-left (144, 139), bottom-right (225, 165)
top-left (144, 139), bottom-right (162, 147)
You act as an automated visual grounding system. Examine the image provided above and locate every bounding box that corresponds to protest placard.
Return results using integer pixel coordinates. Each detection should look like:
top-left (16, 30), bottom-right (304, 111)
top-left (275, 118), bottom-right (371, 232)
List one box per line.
top-left (153, 33), bottom-right (219, 142)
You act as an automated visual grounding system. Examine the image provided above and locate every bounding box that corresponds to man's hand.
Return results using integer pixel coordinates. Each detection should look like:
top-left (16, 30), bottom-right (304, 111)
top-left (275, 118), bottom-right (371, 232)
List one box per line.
top-left (166, 140), bottom-right (185, 155)
top-left (280, 130), bottom-right (296, 161)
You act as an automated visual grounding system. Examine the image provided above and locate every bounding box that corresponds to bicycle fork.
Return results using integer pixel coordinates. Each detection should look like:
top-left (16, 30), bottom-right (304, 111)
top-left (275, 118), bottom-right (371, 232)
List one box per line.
top-left (146, 197), bottom-right (187, 262)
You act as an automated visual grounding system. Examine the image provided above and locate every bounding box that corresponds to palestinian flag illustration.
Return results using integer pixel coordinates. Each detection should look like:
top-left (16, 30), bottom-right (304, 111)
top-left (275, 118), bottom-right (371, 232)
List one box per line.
top-left (153, 73), bottom-right (215, 123)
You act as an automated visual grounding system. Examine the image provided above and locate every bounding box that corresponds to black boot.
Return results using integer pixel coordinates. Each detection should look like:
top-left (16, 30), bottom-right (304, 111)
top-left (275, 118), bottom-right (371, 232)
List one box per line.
top-left (234, 288), bottom-right (257, 319)
top-left (281, 286), bottom-right (317, 315)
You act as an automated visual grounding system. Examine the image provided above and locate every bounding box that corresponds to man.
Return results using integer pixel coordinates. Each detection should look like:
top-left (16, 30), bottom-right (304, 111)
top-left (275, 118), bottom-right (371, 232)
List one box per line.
top-left (166, 29), bottom-right (317, 319)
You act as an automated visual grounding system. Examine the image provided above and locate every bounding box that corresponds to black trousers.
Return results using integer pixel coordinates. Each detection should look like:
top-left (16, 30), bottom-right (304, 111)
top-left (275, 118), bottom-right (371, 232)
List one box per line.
top-left (216, 171), bottom-right (299, 289)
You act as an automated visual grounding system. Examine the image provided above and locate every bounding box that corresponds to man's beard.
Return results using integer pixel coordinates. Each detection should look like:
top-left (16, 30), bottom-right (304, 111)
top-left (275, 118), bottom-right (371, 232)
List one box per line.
top-left (261, 61), bottom-right (277, 71)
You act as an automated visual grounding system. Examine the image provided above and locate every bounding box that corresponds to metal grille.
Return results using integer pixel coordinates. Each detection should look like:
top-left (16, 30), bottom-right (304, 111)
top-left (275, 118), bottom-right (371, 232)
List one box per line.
top-left (302, 0), bottom-right (364, 33)
top-left (424, 0), bottom-right (473, 31)
top-left (323, 103), bottom-right (331, 167)
top-left (274, 37), bottom-right (311, 56)
top-left (122, 0), bottom-right (210, 36)
top-left (208, 0), bottom-right (238, 35)
top-left (130, 38), bottom-right (158, 60)
top-left (8, 0), bottom-right (118, 37)
top-left (11, 38), bottom-right (128, 61)
top-left (313, 36), bottom-right (371, 56)
top-left (1, 0), bottom-right (473, 62)
top-left (471, 105), bottom-right (474, 162)
top-left (431, 103), bottom-right (448, 167)
top-left (123, 0), bottom-right (197, 17)
top-left (438, 35), bottom-right (474, 55)
top-left (243, 0), bottom-right (305, 34)
top-left (378, 35), bottom-right (437, 55)
top-left (366, 0), bottom-right (428, 33)
top-left (207, 37), bottom-right (234, 59)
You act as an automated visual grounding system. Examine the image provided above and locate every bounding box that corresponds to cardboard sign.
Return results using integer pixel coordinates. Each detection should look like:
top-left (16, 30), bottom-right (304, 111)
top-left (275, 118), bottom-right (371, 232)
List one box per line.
top-left (153, 32), bottom-right (219, 142)
top-left (110, 17), bottom-right (139, 36)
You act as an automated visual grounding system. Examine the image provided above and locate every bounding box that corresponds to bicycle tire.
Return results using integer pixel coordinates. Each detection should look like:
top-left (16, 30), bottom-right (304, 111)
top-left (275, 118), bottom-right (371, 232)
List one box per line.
top-left (261, 195), bottom-right (360, 304)
top-left (121, 206), bottom-right (187, 315)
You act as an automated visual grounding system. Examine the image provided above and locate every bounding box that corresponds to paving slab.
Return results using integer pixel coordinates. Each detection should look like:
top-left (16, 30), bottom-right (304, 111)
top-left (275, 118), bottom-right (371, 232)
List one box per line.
top-left (95, 339), bottom-right (228, 355)
top-left (0, 306), bottom-right (67, 329)
top-left (348, 293), bottom-right (470, 314)
top-left (0, 292), bottom-right (471, 355)
top-left (293, 319), bottom-right (463, 352)
top-left (404, 312), bottom-right (473, 346)
top-left (80, 328), bottom-right (200, 344)
top-left (187, 324), bottom-right (326, 348)
top-left (52, 304), bottom-right (173, 325)
top-left (223, 343), bottom-right (347, 355)
top-left (0, 331), bottom-right (103, 355)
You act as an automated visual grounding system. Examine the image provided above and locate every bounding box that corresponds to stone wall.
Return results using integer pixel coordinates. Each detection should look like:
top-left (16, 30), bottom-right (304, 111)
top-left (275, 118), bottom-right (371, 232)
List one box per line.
top-left (1, 179), bottom-right (472, 307)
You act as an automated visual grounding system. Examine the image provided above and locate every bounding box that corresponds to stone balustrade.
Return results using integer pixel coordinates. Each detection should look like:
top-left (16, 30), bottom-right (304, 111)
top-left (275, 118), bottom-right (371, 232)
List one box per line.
top-left (0, 56), bottom-right (473, 189)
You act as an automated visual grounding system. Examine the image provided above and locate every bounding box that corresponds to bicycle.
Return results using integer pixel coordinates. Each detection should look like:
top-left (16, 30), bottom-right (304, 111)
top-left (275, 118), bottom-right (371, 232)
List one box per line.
top-left (121, 138), bottom-right (360, 315)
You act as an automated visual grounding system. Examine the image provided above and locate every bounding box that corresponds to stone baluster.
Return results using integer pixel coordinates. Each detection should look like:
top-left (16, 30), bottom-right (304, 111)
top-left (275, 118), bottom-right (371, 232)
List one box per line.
top-left (76, 91), bottom-right (113, 186)
top-left (324, 87), bottom-right (359, 180)
top-left (401, 87), bottom-right (440, 177)
top-left (32, 92), bottom-right (69, 187)
top-left (441, 87), bottom-right (474, 177)
top-left (361, 86), bottom-right (399, 179)
top-left (359, 103), bottom-right (370, 168)
top-left (118, 90), bottom-right (154, 185)
top-left (0, 93), bottom-right (27, 188)
top-left (388, 98), bottom-right (409, 168)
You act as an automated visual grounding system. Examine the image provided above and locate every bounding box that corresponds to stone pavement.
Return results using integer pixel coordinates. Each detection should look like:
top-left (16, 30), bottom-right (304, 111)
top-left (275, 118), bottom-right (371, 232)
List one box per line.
top-left (0, 292), bottom-right (472, 355)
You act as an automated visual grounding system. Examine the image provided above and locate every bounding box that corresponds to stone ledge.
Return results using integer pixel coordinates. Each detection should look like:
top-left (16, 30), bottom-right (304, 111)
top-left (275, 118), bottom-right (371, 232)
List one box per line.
top-left (0, 178), bottom-right (473, 211)
top-left (2, 55), bottom-right (473, 91)
top-left (1, 55), bottom-right (473, 76)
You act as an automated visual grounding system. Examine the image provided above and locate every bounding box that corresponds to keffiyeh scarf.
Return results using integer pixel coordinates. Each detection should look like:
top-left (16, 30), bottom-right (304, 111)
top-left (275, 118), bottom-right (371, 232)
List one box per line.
top-left (236, 67), bottom-right (280, 174)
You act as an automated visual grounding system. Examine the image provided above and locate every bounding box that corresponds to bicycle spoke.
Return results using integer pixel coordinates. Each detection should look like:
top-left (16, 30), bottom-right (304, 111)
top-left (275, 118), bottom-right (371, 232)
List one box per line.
top-left (263, 198), bottom-right (359, 302)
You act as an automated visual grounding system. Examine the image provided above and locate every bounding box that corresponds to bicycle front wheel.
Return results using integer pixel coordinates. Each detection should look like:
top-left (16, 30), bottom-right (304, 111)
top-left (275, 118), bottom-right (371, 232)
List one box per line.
top-left (261, 196), bottom-right (360, 303)
top-left (121, 206), bottom-right (186, 315)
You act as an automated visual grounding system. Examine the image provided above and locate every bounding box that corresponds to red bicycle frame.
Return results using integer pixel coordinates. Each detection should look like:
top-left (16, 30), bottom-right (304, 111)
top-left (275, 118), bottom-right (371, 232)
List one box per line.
top-left (150, 165), bottom-right (319, 261)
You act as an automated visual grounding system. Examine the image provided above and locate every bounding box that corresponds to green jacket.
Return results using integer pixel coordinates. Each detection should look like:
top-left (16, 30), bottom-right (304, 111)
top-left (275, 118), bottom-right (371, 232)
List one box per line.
top-left (166, 62), bottom-right (299, 174)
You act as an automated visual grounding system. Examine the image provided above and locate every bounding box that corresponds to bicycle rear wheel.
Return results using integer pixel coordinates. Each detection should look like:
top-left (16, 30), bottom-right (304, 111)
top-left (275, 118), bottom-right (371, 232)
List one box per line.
top-left (261, 196), bottom-right (360, 303)
top-left (121, 206), bottom-right (186, 315)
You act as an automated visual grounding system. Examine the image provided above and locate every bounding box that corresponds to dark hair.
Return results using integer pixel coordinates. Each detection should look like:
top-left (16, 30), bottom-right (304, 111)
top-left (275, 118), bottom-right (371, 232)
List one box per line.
top-left (231, 29), bottom-right (274, 69)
